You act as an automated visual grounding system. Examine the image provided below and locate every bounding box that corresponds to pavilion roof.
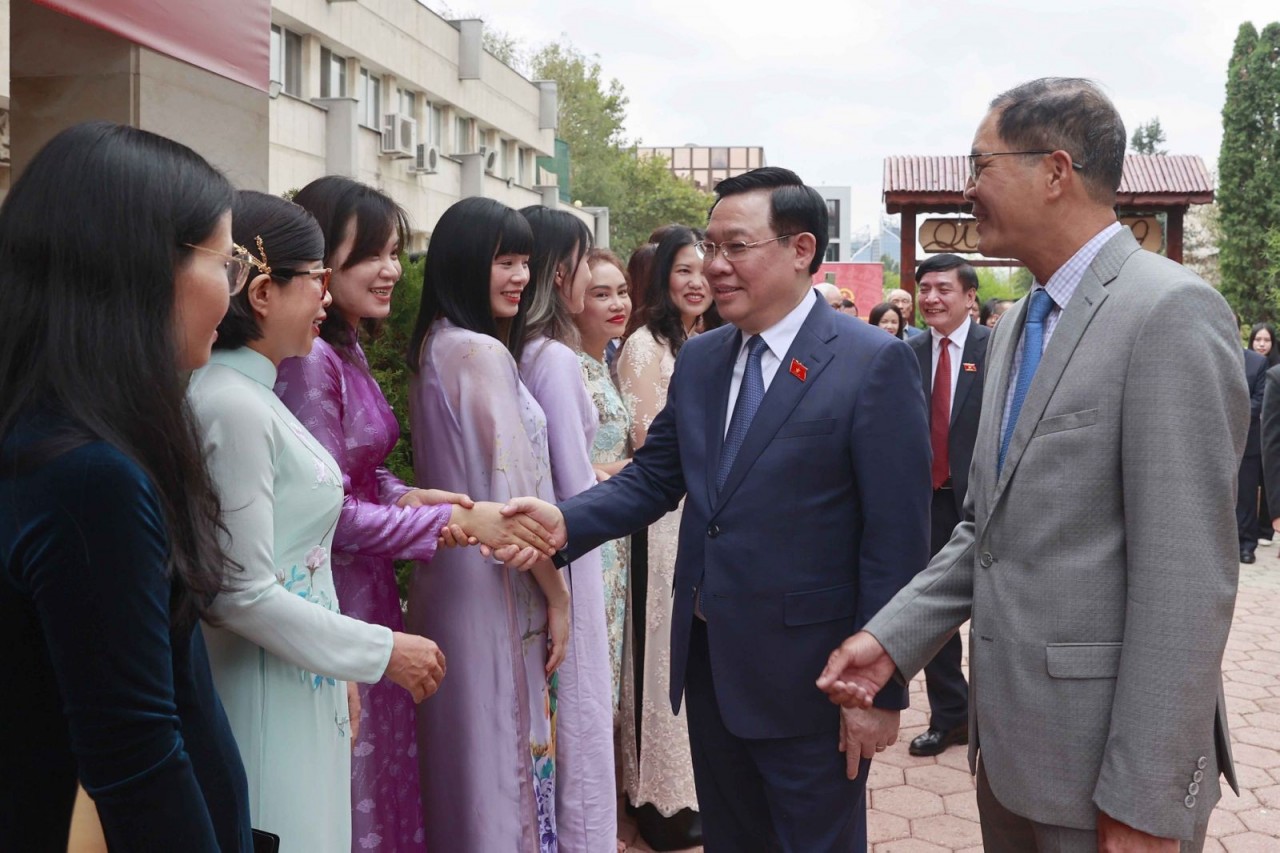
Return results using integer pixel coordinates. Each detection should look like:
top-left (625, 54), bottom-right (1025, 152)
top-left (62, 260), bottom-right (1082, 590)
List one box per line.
top-left (882, 153), bottom-right (1214, 213)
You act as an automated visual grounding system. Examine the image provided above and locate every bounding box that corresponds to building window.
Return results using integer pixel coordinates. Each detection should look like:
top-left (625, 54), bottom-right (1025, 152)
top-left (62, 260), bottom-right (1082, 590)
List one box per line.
top-left (502, 139), bottom-right (514, 178)
top-left (730, 147), bottom-right (748, 170)
top-left (320, 47), bottom-right (347, 98)
top-left (824, 244), bottom-right (840, 262)
top-left (357, 68), bottom-right (381, 129)
top-left (826, 199), bottom-right (841, 240)
top-left (423, 103), bottom-right (443, 147)
top-left (748, 148), bottom-right (762, 168)
top-left (673, 147), bottom-right (691, 168)
top-left (271, 25), bottom-right (302, 96)
top-left (711, 147), bottom-right (729, 169)
top-left (454, 116), bottom-right (473, 155)
top-left (399, 88), bottom-right (416, 120)
top-left (518, 146), bottom-right (527, 185)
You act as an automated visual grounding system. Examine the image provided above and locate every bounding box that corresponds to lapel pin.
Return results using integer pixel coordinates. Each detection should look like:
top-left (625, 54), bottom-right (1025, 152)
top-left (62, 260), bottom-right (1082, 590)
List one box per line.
top-left (963, 362), bottom-right (978, 373)
top-left (789, 358), bottom-right (808, 382)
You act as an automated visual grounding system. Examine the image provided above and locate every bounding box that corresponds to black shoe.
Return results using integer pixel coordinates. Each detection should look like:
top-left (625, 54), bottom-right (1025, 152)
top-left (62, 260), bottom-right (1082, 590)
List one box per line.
top-left (1241, 550), bottom-right (1256, 564)
top-left (631, 803), bottom-right (702, 852)
top-left (908, 723), bottom-right (968, 757)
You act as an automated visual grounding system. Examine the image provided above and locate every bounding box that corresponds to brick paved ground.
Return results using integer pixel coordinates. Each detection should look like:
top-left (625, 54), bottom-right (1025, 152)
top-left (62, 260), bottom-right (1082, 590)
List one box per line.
top-left (620, 551), bottom-right (1280, 852)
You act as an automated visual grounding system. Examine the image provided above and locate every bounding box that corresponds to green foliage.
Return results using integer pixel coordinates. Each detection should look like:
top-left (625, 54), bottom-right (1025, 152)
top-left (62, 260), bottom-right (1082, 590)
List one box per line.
top-left (530, 41), bottom-right (714, 256)
top-left (1129, 117), bottom-right (1167, 155)
top-left (1218, 21), bottom-right (1280, 322)
top-left (880, 253), bottom-right (900, 274)
top-left (975, 268), bottom-right (1024, 301)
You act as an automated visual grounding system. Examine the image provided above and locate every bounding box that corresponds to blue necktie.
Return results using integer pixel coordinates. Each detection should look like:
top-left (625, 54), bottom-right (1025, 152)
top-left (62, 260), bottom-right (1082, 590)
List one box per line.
top-left (999, 289), bottom-right (1054, 472)
top-left (717, 335), bottom-right (768, 491)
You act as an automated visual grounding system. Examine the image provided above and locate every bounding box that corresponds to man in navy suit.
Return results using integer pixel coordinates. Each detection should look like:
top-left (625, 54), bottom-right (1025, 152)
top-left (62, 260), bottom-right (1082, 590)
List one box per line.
top-left (905, 254), bottom-right (990, 757)
top-left (1238, 347), bottom-right (1268, 563)
top-left (504, 167), bottom-right (931, 851)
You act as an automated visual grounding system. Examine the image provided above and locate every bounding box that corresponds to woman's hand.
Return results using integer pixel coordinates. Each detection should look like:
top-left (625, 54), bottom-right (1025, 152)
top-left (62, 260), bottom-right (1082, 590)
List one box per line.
top-left (545, 590), bottom-right (570, 675)
top-left (346, 681), bottom-right (362, 749)
top-left (385, 632), bottom-right (447, 702)
top-left (398, 488), bottom-right (474, 510)
top-left (450, 501), bottom-right (557, 555)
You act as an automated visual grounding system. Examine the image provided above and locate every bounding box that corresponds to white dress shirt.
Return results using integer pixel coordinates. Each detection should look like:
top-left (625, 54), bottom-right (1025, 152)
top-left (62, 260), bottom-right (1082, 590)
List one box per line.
top-left (724, 289), bottom-right (818, 436)
top-left (929, 319), bottom-right (971, 421)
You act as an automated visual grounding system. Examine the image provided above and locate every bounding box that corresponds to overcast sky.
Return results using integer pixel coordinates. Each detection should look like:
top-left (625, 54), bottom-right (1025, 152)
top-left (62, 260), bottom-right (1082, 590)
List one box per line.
top-left (425, 0), bottom-right (1278, 232)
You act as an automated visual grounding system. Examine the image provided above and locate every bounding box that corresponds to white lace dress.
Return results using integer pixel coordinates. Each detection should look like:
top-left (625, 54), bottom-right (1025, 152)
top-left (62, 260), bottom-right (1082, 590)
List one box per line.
top-left (615, 325), bottom-right (699, 816)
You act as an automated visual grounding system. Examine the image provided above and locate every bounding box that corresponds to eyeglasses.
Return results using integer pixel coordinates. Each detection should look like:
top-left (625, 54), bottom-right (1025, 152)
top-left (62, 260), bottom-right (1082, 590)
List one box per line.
top-left (966, 151), bottom-right (1086, 182)
top-left (272, 267), bottom-right (332, 297)
top-left (693, 234), bottom-right (796, 263)
top-left (184, 243), bottom-right (254, 295)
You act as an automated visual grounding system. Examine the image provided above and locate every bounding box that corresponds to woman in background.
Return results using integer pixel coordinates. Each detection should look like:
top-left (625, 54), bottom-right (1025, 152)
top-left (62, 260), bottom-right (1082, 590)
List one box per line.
top-left (518, 205), bottom-right (617, 852)
top-left (0, 121), bottom-right (252, 853)
top-left (279, 176), bottom-right (544, 853)
top-left (614, 225), bottom-right (709, 851)
top-left (1250, 322), bottom-right (1280, 367)
top-left (574, 248), bottom-right (633, 716)
top-left (407, 196), bottom-right (569, 852)
top-left (869, 302), bottom-right (906, 339)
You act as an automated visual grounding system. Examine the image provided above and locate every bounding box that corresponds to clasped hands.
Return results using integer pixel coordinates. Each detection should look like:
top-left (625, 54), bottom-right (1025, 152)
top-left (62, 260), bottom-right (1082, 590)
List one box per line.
top-left (394, 488), bottom-right (561, 564)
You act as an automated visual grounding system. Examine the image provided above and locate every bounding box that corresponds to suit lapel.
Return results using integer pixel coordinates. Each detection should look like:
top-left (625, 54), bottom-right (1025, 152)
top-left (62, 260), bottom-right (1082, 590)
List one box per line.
top-left (992, 232), bottom-right (1137, 500)
top-left (950, 322), bottom-right (986, 429)
top-left (703, 328), bottom-right (740, 509)
top-left (914, 335), bottom-right (932, 418)
top-left (714, 301), bottom-right (835, 510)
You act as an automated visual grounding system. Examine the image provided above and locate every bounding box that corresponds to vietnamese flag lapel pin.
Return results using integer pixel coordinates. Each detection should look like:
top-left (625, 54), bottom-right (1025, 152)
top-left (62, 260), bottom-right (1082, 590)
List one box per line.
top-left (790, 358), bottom-right (808, 382)
top-left (963, 362), bottom-right (978, 373)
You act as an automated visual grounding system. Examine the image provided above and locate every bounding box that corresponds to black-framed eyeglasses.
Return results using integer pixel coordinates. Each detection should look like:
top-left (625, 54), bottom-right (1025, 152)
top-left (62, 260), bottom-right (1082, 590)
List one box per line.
top-left (272, 267), bottom-right (332, 297)
top-left (967, 151), bottom-right (1086, 182)
top-left (694, 234), bottom-right (796, 263)
top-left (183, 242), bottom-right (254, 295)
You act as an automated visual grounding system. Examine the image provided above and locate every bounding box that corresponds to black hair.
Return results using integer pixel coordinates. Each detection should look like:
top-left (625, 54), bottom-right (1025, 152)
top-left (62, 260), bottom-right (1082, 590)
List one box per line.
top-left (840, 299), bottom-right (856, 309)
top-left (1250, 322), bottom-right (1280, 367)
top-left (990, 78), bottom-right (1126, 206)
top-left (916, 253), bottom-right (979, 292)
top-left (633, 226), bottom-right (705, 357)
top-left (0, 120), bottom-right (236, 626)
top-left (407, 197), bottom-right (534, 370)
top-left (519, 205), bottom-right (592, 358)
top-left (710, 167), bottom-right (829, 274)
top-left (868, 302), bottom-right (906, 339)
top-left (979, 297), bottom-right (1013, 326)
top-left (292, 176), bottom-right (410, 361)
top-left (215, 191), bottom-right (325, 350)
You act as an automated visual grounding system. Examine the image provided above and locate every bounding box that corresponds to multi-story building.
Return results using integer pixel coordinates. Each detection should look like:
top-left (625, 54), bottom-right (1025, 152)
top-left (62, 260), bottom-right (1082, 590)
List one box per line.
top-left (814, 186), bottom-right (851, 263)
top-left (635, 143), bottom-right (766, 192)
top-left (5, 0), bottom-right (603, 245)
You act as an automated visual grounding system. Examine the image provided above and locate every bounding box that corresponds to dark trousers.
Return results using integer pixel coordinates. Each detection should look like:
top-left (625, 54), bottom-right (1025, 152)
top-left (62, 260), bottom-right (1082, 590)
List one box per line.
top-left (922, 488), bottom-right (969, 731)
top-left (683, 619), bottom-right (869, 852)
top-left (1238, 454), bottom-right (1262, 551)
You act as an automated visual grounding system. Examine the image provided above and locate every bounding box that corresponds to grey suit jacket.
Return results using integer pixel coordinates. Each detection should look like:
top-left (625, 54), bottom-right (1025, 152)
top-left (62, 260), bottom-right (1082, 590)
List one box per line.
top-left (865, 229), bottom-right (1247, 840)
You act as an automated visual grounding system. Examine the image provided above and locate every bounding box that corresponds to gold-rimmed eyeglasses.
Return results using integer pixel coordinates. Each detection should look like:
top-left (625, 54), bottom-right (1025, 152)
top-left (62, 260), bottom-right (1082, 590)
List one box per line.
top-left (694, 234), bottom-right (796, 263)
top-left (272, 266), bottom-right (333, 297)
top-left (184, 242), bottom-right (255, 295)
top-left (966, 150), bottom-right (1085, 182)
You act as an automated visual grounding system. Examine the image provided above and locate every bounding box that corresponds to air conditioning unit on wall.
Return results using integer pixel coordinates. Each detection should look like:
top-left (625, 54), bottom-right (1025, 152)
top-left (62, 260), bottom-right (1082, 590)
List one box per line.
top-left (479, 146), bottom-right (499, 175)
top-left (380, 113), bottom-right (416, 159)
top-left (412, 144), bottom-right (440, 174)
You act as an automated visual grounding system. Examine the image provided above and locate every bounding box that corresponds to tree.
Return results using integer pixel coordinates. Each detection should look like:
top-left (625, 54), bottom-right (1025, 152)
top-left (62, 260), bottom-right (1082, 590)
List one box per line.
top-left (1218, 21), bottom-right (1280, 321)
top-left (529, 41), bottom-right (713, 256)
top-left (1129, 117), bottom-right (1167, 155)
top-left (880, 253), bottom-right (900, 274)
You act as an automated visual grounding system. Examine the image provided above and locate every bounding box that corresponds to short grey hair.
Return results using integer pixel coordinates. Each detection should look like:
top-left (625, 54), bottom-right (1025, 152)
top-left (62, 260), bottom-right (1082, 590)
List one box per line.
top-left (990, 78), bottom-right (1126, 205)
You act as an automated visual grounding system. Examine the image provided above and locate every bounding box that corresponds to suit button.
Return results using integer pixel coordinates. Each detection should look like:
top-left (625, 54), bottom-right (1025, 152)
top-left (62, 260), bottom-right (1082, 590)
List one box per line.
top-left (1193, 770), bottom-right (1203, 783)
top-left (707, 524), bottom-right (720, 538)
top-left (1188, 782), bottom-right (1200, 796)
top-left (1184, 794), bottom-right (1196, 809)
top-left (979, 552), bottom-right (993, 568)
top-left (1197, 756), bottom-right (1208, 770)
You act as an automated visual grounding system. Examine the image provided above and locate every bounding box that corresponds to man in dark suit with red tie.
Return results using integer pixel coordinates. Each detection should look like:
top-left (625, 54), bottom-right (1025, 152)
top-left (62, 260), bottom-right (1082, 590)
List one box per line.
top-left (904, 254), bottom-right (990, 756)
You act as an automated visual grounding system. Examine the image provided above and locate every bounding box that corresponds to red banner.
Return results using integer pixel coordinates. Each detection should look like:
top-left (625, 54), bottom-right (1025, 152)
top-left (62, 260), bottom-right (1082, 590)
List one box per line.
top-left (35, 0), bottom-right (270, 91)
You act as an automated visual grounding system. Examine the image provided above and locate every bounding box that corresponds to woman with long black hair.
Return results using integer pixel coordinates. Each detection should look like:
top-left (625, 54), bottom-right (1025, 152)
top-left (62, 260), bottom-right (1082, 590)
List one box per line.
top-left (0, 122), bottom-right (252, 851)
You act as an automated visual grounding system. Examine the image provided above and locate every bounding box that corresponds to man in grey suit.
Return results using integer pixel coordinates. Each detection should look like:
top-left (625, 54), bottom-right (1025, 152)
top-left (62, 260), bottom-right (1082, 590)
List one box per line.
top-left (818, 77), bottom-right (1247, 851)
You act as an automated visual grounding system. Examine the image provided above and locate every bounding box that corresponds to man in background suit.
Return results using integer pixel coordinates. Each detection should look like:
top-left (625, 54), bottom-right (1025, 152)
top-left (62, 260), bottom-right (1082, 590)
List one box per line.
top-left (888, 288), bottom-right (925, 337)
top-left (819, 78), bottom-right (1245, 851)
top-left (504, 167), bottom-right (931, 851)
top-left (1238, 347), bottom-right (1267, 563)
top-left (1258, 362), bottom-right (1280, 538)
top-left (905, 253), bottom-right (990, 757)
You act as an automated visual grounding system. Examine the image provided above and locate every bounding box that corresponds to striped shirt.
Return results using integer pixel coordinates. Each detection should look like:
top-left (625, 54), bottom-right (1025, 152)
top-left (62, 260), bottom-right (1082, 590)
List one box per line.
top-left (1000, 221), bottom-right (1124, 438)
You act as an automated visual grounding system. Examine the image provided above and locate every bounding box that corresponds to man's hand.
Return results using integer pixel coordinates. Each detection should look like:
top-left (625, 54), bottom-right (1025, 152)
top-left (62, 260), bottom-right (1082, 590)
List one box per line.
top-left (838, 707), bottom-right (900, 778)
top-left (500, 497), bottom-right (567, 548)
top-left (1097, 810), bottom-right (1178, 852)
top-left (816, 631), bottom-right (898, 708)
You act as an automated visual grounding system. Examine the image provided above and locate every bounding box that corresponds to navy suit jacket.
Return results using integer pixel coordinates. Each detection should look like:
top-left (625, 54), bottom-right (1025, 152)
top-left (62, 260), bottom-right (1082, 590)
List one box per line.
top-left (909, 322), bottom-right (991, 513)
top-left (560, 299), bottom-right (931, 740)
top-left (1243, 348), bottom-right (1266, 459)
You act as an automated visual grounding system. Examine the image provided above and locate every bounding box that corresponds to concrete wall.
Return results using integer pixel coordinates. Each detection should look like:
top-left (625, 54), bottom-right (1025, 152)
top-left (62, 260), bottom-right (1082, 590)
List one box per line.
top-left (9, 0), bottom-right (267, 188)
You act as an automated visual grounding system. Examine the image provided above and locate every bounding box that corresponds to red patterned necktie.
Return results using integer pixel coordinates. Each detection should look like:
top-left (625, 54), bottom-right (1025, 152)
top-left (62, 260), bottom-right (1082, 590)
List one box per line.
top-left (931, 337), bottom-right (951, 490)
